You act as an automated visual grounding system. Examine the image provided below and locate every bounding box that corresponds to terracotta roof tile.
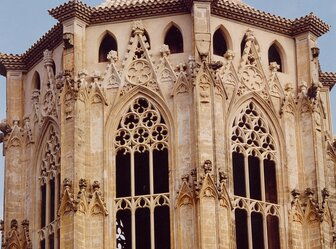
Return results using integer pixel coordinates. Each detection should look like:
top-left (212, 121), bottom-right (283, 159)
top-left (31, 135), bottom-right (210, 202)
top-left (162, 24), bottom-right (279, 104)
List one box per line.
top-left (320, 72), bottom-right (336, 90)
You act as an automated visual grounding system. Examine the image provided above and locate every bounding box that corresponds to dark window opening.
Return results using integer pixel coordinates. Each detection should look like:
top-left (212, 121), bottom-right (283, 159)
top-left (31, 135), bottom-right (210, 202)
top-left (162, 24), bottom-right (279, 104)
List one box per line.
top-left (50, 179), bottom-right (55, 222)
top-left (117, 210), bottom-right (132, 249)
top-left (213, 29), bottom-right (227, 56)
top-left (241, 36), bottom-right (247, 56)
top-left (268, 44), bottom-right (282, 72)
top-left (99, 34), bottom-right (118, 62)
top-left (264, 159), bottom-right (277, 203)
top-left (267, 215), bottom-right (280, 249)
top-left (41, 185), bottom-right (46, 228)
top-left (136, 208), bottom-right (150, 249)
top-left (40, 239), bottom-right (46, 249)
top-left (164, 25), bottom-right (183, 54)
top-left (252, 212), bottom-right (265, 249)
top-left (233, 152), bottom-right (246, 197)
top-left (57, 229), bottom-right (60, 249)
top-left (153, 148), bottom-right (169, 193)
top-left (135, 150), bottom-right (150, 196)
top-left (51, 61), bottom-right (56, 76)
top-left (154, 206), bottom-right (170, 249)
top-left (248, 156), bottom-right (261, 200)
top-left (235, 209), bottom-right (248, 249)
top-left (49, 234), bottom-right (54, 249)
top-left (33, 72), bottom-right (41, 90)
top-left (116, 149), bottom-right (131, 197)
top-left (144, 30), bottom-right (151, 50)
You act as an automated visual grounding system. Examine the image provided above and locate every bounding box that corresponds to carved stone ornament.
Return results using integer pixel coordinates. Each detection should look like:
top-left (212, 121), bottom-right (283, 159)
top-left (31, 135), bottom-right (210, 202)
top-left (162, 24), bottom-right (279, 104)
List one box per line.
top-left (75, 179), bottom-right (89, 215)
top-left (89, 181), bottom-right (108, 216)
top-left (176, 175), bottom-right (194, 207)
top-left (3, 219), bottom-right (32, 249)
top-left (0, 120), bottom-right (12, 143)
top-left (198, 74), bottom-right (211, 103)
top-left (58, 178), bottom-right (76, 216)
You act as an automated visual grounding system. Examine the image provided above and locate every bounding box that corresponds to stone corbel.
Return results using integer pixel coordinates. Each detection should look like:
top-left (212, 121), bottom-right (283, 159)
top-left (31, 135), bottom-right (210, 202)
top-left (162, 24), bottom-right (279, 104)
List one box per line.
top-left (195, 33), bottom-right (211, 61)
top-left (88, 181), bottom-right (108, 216)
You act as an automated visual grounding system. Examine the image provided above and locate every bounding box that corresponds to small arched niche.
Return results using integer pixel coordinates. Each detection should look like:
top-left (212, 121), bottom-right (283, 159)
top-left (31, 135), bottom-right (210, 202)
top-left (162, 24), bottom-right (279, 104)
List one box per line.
top-left (241, 35), bottom-right (247, 56)
top-left (32, 71), bottom-right (41, 91)
top-left (99, 32), bottom-right (118, 63)
top-left (164, 24), bottom-right (183, 54)
top-left (268, 43), bottom-right (283, 72)
top-left (213, 28), bottom-right (228, 56)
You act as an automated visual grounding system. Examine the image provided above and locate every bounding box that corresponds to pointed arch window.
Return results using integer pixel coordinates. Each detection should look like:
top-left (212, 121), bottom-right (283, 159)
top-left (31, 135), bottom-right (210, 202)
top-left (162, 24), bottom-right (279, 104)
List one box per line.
top-left (99, 33), bottom-right (118, 62)
top-left (164, 25), bottom-right (183, 54)
top-left (213, 28), bottom-right (227, 56)
top-left (240, 35), bottom-right (247, 56)
top-left (114, 97), bottom-right (171, 249)
top-left (38, 125), bottom-right (61, 249)
top-left (231, 102), bottom-right (280, 249)
top-left (268, 44), bottom-right (283, 72)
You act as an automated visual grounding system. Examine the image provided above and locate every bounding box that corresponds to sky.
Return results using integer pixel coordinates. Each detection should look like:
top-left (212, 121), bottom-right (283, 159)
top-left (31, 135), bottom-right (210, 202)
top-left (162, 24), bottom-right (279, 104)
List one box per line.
top-left (0, 0), bottom-right (335, 222)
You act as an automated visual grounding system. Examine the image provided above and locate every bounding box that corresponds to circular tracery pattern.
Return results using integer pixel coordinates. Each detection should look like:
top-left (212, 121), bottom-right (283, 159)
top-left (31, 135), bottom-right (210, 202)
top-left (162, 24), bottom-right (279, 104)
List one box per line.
top-left (114, 97), bottom-right (168, 151)
top-left (126, 59), bottom-right (152, 85)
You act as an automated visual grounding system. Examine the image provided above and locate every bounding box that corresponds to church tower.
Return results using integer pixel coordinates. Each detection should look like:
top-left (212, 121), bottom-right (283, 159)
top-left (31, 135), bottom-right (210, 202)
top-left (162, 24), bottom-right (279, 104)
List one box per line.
top-left (0, 0), bottom-right (336, 248)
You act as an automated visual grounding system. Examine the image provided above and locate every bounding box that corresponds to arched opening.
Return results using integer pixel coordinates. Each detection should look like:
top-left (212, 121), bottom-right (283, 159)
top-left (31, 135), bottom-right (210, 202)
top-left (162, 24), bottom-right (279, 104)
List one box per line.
top-left (268, 44), bottom-right (283, 72)
top-left (32, 71), bottom-right (41, 90)
top-left (164, 25), bottom-right (183, 54)
top-left (213, 28), bottom-right (227, 56)
top-left (240, 35), bottom-right (247, 56)
top-left (99, 33), bottom-right (118, 62)
top-left (114, 97), bottom-right (171, 249)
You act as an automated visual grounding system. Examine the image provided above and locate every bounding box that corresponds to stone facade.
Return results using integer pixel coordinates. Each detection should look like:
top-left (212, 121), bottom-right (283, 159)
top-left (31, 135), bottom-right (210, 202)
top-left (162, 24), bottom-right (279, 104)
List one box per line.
top-left (0, 0), bottom-right (336, 248)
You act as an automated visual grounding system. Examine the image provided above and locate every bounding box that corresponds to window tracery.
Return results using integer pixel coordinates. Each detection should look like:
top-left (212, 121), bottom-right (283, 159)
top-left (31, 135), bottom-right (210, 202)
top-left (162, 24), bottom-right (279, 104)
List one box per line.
top-left (114, 97), bottom-right (170, 249)
top-left (38, 125), bottom-right (61, 249)
top-left (231, 102), bottom-right (280, 249)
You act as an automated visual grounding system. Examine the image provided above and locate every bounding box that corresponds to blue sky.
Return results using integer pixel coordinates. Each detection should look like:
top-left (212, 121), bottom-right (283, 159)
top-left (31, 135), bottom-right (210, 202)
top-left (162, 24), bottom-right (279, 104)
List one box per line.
top-left (0, 0), bottom-right (335, 221)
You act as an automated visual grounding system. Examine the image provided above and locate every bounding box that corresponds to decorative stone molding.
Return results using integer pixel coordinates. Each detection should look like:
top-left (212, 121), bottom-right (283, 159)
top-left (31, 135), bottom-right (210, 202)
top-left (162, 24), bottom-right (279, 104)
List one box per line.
top-left (58, 178), bottom-right (76, 216)
top-left (176, 175), bottom-right (194, 207)
top-left (89, 181), bottom-right (108, 216)
top-left (0, 120), bottom-right (12, 143)
top-left (1, 219), bottom-right (32, 249)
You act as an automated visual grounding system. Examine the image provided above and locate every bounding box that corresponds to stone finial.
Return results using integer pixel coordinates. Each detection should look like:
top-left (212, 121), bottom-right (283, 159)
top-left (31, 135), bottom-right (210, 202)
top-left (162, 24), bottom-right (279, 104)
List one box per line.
top-left (219, 171), bottom-right (227, 183)
top-left (224, 50), bottom-right (235, 60)
top-left (10, 219), bottom-right (18, 230)
top-left (269, 62), bottom-right (280, 72)
top-left (291, 189), bottom-right (300, 199)
top-left (0, 120), bottom-right (12, 136)
top-left (63, 33), bottom-right (74, 49)
top-left (203, 160), bottom-right (213, 174)
top-left (132, 20), bottom-right (145, 35)
top-left (209, 61), bottom-right (223, 71)
top-left (160, 44), bottom-right (170, 57)
top-left (43, 49), bottom-right (53, 67)
top-left (181, 174), bottom-right (189, 182)
top-left (92, 180), bottom-right (101, 191)
top-left (107, 50), bottom-right (118, 62)
top-left (176, 63), bottom-right (187, 73)
top-left (21, 219), bottom-right (29, 228)
top-left (322, 188), bottom-right (330, 201)
top-left (299, 81), bottom-right (308, 97)
top-left (305, 188), bottom-right (314, 199)
top-left (79, 179), bottom-right (87, 190)
top-left (63, 178), bottom-right (72, 189)
top-left (245, 29), bottom-right (255, 42)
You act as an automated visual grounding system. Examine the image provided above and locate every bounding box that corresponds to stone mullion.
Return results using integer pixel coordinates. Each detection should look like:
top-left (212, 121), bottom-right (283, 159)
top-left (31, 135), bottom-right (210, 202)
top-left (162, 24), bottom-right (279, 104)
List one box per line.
top-left (247, 213), bottom-right (253, 249)
top-left (150, 196), bottom-right (155, 249)
top-left (260, 159), bottom-right (266, 202)
top-left (263, 215), bottom-right (269, 249)
top-left (131, 203), bottom-right (136, 249)
top-left (149, 148), bottom-right (154, 195)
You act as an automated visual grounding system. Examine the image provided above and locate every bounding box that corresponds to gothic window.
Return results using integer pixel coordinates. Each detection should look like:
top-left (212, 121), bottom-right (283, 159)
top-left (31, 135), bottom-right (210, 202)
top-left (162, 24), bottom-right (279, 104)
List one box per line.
top-left (99, 33), bottom-right (118, 62)
top-left (164, 25), bottom-right (183, 54)
top-left (114, 97), bottom-right (170, 249)
top-left (213, 28), bottom-right (227, 56)
top-left (268, 44), bottom-right (282, 72)
top-left (38, 125), bottom-right (61, 249)
top-left (32, 71), bottom-right (41, 90)
top-left (231, 102), bottom-right (280, 249)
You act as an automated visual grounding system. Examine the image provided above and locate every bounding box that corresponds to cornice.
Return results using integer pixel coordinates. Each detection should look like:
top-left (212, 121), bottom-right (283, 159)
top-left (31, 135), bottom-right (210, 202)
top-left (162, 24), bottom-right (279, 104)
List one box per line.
top-left (320, 72), bottom-right (336, 90)
top-left (0, 24), bottom-right (63, 77)
top-left (212, 1), bottom-right (329, 37)
top-left (49, 0), bottom-right (92, 23)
